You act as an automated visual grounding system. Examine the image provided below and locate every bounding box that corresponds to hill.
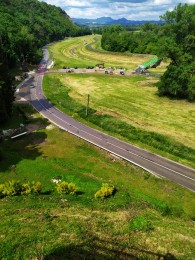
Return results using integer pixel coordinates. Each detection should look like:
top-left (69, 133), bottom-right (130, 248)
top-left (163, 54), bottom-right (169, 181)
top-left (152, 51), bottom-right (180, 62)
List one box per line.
top-left (0, 0), bottom-right (77, 65)
top-left (0, 104), bottom-right (195, 259)
top-left (72, 16), bottom-right (163, 27)
top-left (0, 0), bottom-right (78, 123)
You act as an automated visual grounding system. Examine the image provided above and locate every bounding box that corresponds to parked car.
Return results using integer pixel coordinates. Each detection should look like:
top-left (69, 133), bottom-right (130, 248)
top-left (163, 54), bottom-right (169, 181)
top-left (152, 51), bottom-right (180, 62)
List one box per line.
top-left (120, 71), bottom-right (125, 75)
top-left (63, 66), bottom-right (70, 69)
top-left (109, 70), bottom-right (113, 75)
top-left (86, 66), bottom-right (94, 69)
top-left (105, 70), bottom-right (109, 74)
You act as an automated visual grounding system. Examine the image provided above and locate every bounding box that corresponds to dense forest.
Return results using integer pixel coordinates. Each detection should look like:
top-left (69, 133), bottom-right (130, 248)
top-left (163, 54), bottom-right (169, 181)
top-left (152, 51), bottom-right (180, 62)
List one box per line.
top-left (101, 4), bottom-right (195, 101)
top-left (0, 0), bottom-right (91, 123)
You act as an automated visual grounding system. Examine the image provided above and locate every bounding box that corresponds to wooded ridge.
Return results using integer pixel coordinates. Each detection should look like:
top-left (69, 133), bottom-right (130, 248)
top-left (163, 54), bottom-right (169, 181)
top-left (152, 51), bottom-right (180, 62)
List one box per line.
top-left (0, 0), bottom-right (90, 123)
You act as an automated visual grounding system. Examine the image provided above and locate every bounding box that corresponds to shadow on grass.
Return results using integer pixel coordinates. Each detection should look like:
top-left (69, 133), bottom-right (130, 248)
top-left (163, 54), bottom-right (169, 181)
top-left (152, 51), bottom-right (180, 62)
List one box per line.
top-left (0, 130), bottom-right (47, 172)
top-left (45, 236), bottom-right (177, 260)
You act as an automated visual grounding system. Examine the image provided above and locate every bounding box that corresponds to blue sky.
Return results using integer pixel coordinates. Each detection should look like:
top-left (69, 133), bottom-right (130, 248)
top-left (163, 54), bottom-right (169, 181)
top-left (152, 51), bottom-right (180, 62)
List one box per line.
top-left (40, 0), bottom-right (195, 20)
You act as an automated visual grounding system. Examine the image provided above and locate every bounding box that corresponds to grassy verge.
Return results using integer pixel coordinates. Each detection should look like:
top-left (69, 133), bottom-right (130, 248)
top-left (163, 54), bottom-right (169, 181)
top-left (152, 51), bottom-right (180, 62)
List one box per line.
top-left (43, 74), bottom-right (195, 168)
top-left (0, 105), bottom-right (195, 259)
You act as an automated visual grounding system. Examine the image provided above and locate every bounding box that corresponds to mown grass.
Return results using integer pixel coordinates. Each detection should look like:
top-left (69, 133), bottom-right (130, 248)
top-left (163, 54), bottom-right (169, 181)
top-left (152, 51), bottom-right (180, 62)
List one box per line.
top-left (49, 35), bottom-right (159, 70)
top-left (0, 106), bottom-right (195, 259)
top-left (43, 74), bottom-right (195, 167)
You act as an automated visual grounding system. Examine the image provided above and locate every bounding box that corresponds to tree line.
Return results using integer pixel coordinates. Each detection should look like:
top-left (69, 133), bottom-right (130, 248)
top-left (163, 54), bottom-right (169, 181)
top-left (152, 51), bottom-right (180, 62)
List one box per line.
top-left (101, 4), bottom-right (195, 101)
top-left (0, 0), bottom-right (91, 123)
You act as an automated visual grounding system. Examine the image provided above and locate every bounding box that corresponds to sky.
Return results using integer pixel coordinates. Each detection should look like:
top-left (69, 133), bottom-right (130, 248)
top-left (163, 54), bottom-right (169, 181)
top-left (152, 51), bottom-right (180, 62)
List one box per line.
top-left (40, 0), bottom-right (195, 20)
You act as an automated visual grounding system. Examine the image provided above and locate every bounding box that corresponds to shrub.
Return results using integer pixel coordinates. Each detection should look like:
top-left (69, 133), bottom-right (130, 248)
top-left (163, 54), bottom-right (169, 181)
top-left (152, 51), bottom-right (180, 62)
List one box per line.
top-left (56, 181), bottom-right (77, 195)
top-left (31, 181), bottom-right (42, 194)
top-left (95, 183), bottom-right (116, 199)
top-left (0, 180), bottom-right (42, 198)
top-left (2, 180), bottom-right (22, 196)
top-left (21, 183), bottom-right (32, 195)
top-left (0, 184), bottom-right (5, 198)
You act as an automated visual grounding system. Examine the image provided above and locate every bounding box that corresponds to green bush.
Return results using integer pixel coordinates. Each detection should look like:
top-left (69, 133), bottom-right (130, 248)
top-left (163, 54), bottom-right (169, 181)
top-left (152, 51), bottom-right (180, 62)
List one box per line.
top-left (2, 180), bottom-right (22, 196)
top-left (0, 180), bottom-right (42, 198)
top-left (95, 183), bottom-right (116, 199)
top-left (56, 181), bottom-right (77, 195)
top-left (31, 181), bottom-right (42, 194)
top-left (21, 183), bottom-right (32, 195)
top-left (0, 184), bottom-right (5, 198)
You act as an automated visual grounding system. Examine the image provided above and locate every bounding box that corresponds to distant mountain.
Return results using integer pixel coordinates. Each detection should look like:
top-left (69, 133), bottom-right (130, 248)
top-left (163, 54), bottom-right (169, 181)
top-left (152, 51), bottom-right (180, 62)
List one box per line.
top-left (72, 17), bottom-right (162, 27)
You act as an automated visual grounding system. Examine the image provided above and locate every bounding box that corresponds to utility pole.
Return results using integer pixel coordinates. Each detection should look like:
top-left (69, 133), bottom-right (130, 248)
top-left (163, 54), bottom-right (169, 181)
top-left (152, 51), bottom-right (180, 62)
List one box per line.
top-left (86, 94), bottom-right (90, 116)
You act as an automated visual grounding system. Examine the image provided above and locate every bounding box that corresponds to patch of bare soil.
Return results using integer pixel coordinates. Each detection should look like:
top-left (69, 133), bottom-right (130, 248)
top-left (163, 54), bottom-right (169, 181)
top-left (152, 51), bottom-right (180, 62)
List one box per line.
top-left (26, 122), bottom-right (46, 132)
top-left (26, 124), bottom-right (40, 132)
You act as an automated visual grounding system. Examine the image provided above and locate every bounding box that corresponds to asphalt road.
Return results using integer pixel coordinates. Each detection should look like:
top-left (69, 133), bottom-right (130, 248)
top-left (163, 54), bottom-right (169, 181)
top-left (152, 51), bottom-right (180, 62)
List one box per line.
top-left (27, 47), bottom-right (195, 192)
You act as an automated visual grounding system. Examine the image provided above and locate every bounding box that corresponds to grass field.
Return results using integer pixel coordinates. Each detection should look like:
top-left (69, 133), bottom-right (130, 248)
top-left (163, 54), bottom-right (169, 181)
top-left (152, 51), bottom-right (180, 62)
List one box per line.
top-left (64, 73), bottom-right (195, 148)
top-left (43, 73), bottom-right (195, 167)
top-left (49, 35), bottom-right (169, 71)
top-left (48, 36), bottom-right (195, 145)
top-left (0, 106), bottom-right (195, 259)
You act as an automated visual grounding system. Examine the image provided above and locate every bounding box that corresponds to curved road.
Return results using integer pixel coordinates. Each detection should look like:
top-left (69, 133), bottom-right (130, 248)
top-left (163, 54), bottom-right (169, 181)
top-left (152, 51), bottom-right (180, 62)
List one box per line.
top-left (28, 47), bottom-right (195, 192)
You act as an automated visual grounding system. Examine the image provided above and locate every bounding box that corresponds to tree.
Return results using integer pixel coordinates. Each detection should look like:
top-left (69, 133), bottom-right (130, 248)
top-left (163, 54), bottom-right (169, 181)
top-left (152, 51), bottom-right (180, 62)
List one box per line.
top-left (158, 4), bottom-right (195, 101)
top-left (0, 0), bottom-right (82, 123)
top-left (0, 60), bottom-right (15, 123)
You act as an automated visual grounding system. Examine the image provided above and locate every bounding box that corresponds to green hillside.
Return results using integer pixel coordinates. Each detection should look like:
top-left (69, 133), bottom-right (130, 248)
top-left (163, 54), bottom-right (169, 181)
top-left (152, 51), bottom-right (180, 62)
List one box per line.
top-left (0, 0), bottom-right (79, 123)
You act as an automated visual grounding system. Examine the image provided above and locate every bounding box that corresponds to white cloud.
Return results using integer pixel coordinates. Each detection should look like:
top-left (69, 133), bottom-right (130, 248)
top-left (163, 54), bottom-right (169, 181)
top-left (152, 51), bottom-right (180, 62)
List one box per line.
top-left (39, 0), bottom-right (195, 20)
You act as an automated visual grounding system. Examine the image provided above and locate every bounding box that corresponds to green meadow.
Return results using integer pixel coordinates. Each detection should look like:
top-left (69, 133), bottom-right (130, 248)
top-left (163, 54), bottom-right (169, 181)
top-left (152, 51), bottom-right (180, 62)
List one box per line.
top-left (0, 105), bottom-right (195, 259)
